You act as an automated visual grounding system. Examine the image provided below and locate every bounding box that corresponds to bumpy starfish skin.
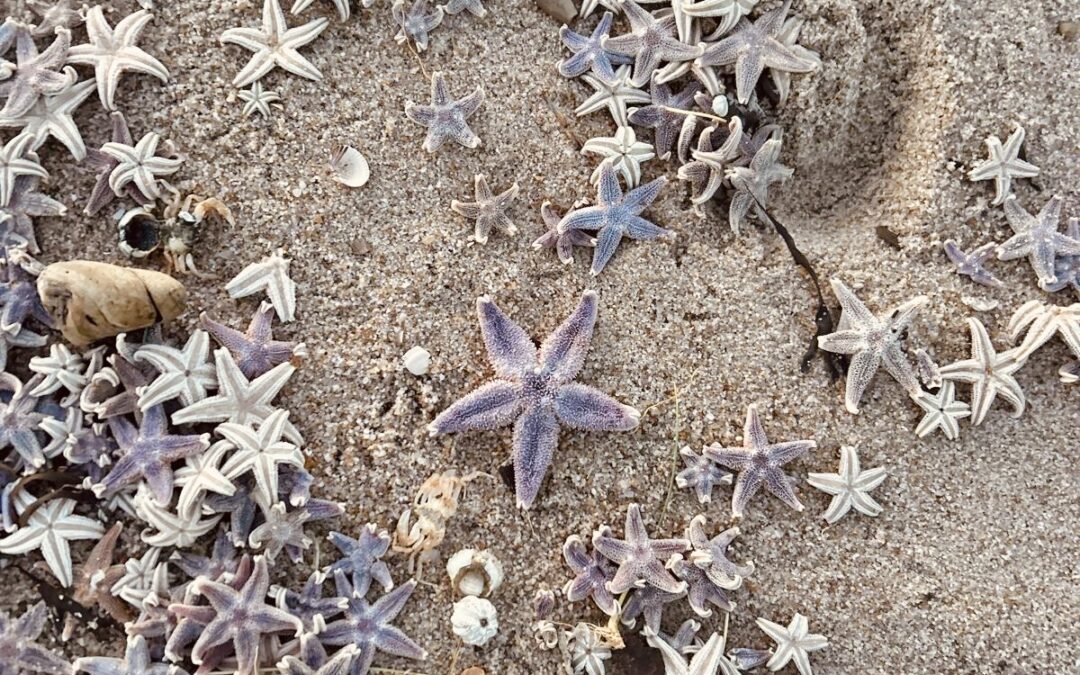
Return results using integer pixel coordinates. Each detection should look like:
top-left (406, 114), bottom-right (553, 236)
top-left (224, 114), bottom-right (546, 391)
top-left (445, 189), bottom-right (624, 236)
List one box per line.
top-left (72, 634), bottom-right (181, 675)
top-left (997, 196), bottom-right (1080, 290)
top-left (0, 373), bottom-right (49, 470)
top-left (134, 329), bottom-right (218, 409)
top-left (943, 239), bottom-right (1003, 288)
top-left (601, 0), bottom-right (703, 87)
top-left (725, 137), bottom-right (792, 233)
top-left (445, 0), bottom-right (487, 16)
top-left (0, 245), bottom-right (53, 332)
top-left (685, 515), bottom-right (753, 588)
top-left (806, 446), bottom-right (887, 524)
top-left (278, 632), bottom-right (357, 675)
top-left (430, 291), bottom-right (638, 508)
top-left (967, 125), bottom-right (1039, 205)
top-left (592, 503), bottom-right (689, 594)
top-left (0, 24), bottom-right (74, 119)
top-left (575, 65), bottom-right (652, 126)
top-left (628, 79), bottom-right (701, 160)
top-left (0, 489), bottom-right (104, 587)
top-left (201, 303), bottom-right (306, 379)
top-left (938, 317), bottom-right (1025, 425)
top-left (669, 557), bottom-right (736, 617)
top-left (271, 571), bottom-right (349, 633)
top-left (619, 585), bottom-right (686, 633)
top-left (101, 131), bottom-right (183, 201)
top-left (325, 525), bottom-right (394, 595)
top-left (532, 201), bottom-right (595, 265)
top-left (392, 0), bottom-right (444, 51)
top-left (0, 75), bottom-right (95, 163)
top-left (451, 174), bottom-right (520, 243)
top-left (0, 176), bottom-right (64, 252)
top-left (558, 11), bottom-right (630, 83)
top-left (582, 125), bottom-right (655, 187)
top-left (0, 602), bottom-right (70, 673)
top-left (0, 132), bottom-right (48, 206)
top-left (675, 446), bottom-right (732, 504)
top-left (404, 71), bottom-right (484, 152)
top-left (562, 534), bottom-right (618, 615)
top-left (66, 7), bottom-right (170, 110)
top-left (220, 0), bottom-right (328, 88)
top-left (678, 125), bottom-right (729, 206)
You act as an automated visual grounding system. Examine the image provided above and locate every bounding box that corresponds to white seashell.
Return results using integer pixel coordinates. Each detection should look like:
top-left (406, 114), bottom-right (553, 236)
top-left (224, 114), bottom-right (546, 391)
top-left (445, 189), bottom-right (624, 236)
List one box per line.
top-left (446, 548), bottom-right (503, 597)
top-left (402, 346), bottom-right (431, 376)
top-left (961, 295), bottom-right (999, 312)
top-left (711, 95), bottom-right (728, 118)
top-left (451, 596), bottom-right (498, 647)
top-left (330, 145), bottom-right (370, 188)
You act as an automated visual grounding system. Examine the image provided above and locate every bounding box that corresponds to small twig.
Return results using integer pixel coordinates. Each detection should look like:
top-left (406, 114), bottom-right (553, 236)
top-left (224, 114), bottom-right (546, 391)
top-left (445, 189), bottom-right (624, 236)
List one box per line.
top-left (658, 370), bottom-right (701, 526)
top-left (661, 105), bottom-right (727, 124)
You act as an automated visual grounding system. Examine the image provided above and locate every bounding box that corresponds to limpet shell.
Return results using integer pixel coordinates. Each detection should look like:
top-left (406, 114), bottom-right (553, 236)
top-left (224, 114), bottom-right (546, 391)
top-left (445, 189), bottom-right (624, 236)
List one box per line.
top-left (330, 145), bottom-right (370, 188)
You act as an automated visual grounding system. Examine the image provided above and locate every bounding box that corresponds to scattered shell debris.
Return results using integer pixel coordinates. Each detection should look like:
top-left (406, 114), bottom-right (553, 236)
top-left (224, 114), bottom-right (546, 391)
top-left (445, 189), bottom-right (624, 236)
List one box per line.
top-left (402, 345), bottom-right (431, 375)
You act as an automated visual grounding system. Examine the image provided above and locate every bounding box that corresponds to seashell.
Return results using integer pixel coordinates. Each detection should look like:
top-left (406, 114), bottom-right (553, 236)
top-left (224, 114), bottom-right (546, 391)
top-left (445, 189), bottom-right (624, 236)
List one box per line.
top-left (402, 346), bottom-right (431, 376)
top-left (330, 145), bottom-right (370, 188)
top-left (534, 588), bottom-right (555, 620)
top-left (451, 596), bottom-right (498, 647)
top-left (37, 261), bottom-right (187, 347)
top-left (446, 548), bottom-right (503, 598)
top-left (117, 207), bottom-right (161, 258)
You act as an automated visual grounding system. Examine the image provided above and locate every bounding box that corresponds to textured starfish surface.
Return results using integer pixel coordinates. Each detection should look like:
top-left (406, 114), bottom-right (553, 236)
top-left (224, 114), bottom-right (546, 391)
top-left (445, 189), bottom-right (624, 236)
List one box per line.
top-left (532, 201), bottom-right (595, 265)
top-left (620, 584), bottom-right (686, 633)
top-left (403, 71), bottom-right (484, 153)
top-left (644, 628), bottom-right (741, 675)
top-left (997, 196), bottom-right (1080, 291)
top-left (444, 0), bottom-right (486, 16)
top-left (592, 503), bottom-right (689, 594)
top-left (582, 125), bottom-right (656, 187)
top-left (817, 279), bottom-right (927, 414)
top-left (558, 159), bottom-right (671, 275)
top-left (84, 112), bottom-right (153, 214)
top-left (678, 124), bottom-right (731, 206)
top-left (135, 329), bottom-right (218, 409)
top-left (450, 174), bottom-right (520, 243)
top-left (325, 524), bottom-right (394, 595)
top-left (392, 0), bottom-right (444, 51)
top-left (770, 13), bottom-right (819, 103)
top-left (0, 372), bottom-right (49, 470)
top-left (704, 404), bottom-right (815, 518)
top-left (1006, 299), bottom-right (1080, 363)
top-left (756, 613), bottom-right (828, 675)
top-left (0, 176), bottom-right (64, 252)
top-left (675, 446), bottom-right (732, 504)
top-left (220, 0), bottom-right (328, 88)
top-left (943, 239), bottom-right (1003, 288)
top-left (967, 125), bottom-right (1039, 205)
top-left (225, 249), bottom-right (297, 322)
top-left (682, 0), bottom-right (759, 36)
top-left (69, 522), bottom-right (131, 625)
top-left (29, 342), bottom-right (94, 406)
top-left (0, 132), bottom-right (48, 206)
top-left (0, 489), bottom-right (104, 587)
top-left (0, 601), bottom-right (69, 674)
top-left (1047, 217), bottom-right (1080, 293)
top-left (601, 0), bottom-right (702, 87)
top-left (562, 533), bottom-right (618, 615)
top-left (428, 291), bottom-right (640, 508)
top-left (271, 571), bottom-right (349, 634)
top-left (72, 634), bottom-right (183, 675)
top-left (174, 440), bottom-right (236, 519)
top-left (0, 77), bottom-right (94, 161)
top-left (201, 303), bottom-right (305, 379)
top-left (670, 556), bottom-right (737, 617)
top-left (938, 317), bottom-right (1025, 425)
top-left (574, 65), bottom-right (652, 126)
top-left (218, 408), bottom-right (306, 505)
top-left (277, 632), bottom-right (357, 675)
top-left (685, 515), bottom-right (753, 588)
top-left (911, 381), bottom-right (970, 440)
top-left (806, 445), bottom-right (887, 524)
top-left (628, 78), bottom-right (701, 160)
top-left (725, 136), bottom-right (792, 233)
top-left (0, 24), bottom-right (73, 119)
top-left (66, 7), bottom-right (169, 110)
top-left (558, 11), bottom-right (629, 83)
top-left (101, 131), bottom-right (182, 202)
top-left (0, 246), bottom-right (53, 333)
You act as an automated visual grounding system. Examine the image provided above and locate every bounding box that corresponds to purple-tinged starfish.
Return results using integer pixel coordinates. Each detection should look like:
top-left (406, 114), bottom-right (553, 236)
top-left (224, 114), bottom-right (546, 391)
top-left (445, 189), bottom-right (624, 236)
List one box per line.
top-left (685, 515), bottom-right (753, 588)
top-left (391, 0), bottom-right (444, 51)
top-left (967, 125), bottom-right (1039, 206)
top-left (0, 245), bottom-right (52, 334)
top-left (997, 195), bottom-right (1080, 291)
top-left (628, 78), bottom-right (701, 160)
top-left (704, 404), bottom-right (815, 518)
top-left (41, 407), bottom-right (116, 467)
top-left (558, 159), bottom-right (671, 275)
top-left (725, 137), bottom-right (792, 234)
top-left (938, 317), bottom-right (1024, 425)
top-left (601, 0), bottom-right (702, 87)
top-left (532, 201), bottom-right (595, 265)
top-left (320, 571), bottom-right (427, 674)
top-left (72, 634), bottom-right (182, 675)
top-left (557, 11), bottom-right (630, 83)
top-left (204, 477), bottom-right (262, 548)
top-left (1047, 217), bottom-right (1080, 294)
top-left (444, 0), bottom-right (486, 16)
top-left (0, 177), bottom-right (65, 253)
top-left (249, 499), bottom-right (344, 563)
top-left (0, 373), bottom-right (49, 470)
top-left (592, 503), bottom-right (689, 594)
top-left (404, 71), bottom-right (484, 153)
top-left (29, 0), bottom-right (86, 36)
top-left (80, 352), bottom-right (150, 420)
top-left (171, 530), bottom-right (239, 583)
top-left (619, 585), bottom-right (685, 633)
top-left (278, 632), bottom-right (358, 675)
top-left (0, 24), bottom-right (74, 119)
top-left (200, 302), bottom-right (307, 379)
top-left (669, 557), bottom-right (736, 617)
top-left (164, 555), bottom-right (255, 669)
top-left (943, 239), bottom-right (1003, 288)
top-left (562, 534), bottom-right (618, 616)
top-left (428, 291), bottom-right (640, 508)
top-left (172, 556), bottom-right (302, 675)
top-left (675, 446), bottom-right (732, 504)
top-left (450, 174), bottom-right (520, 244)
top-left (697, 1), bottom-right (818, 104)
top-left (270, 571), bottom-right (349, 634)
top-left (84, 112), bottom-right (154, 215)
top-left (324, 525), bottom-right (394, 596)
top-left (0, 132), bottom-right (48, 207)
top-left (817, 279), bottom-right (927, 414)
top-left (92, 404), bottom-right (211, 505)
top-left (677, 125), bottom-right (729, 206)
top-left (0, 602), bottom-right (69, 674)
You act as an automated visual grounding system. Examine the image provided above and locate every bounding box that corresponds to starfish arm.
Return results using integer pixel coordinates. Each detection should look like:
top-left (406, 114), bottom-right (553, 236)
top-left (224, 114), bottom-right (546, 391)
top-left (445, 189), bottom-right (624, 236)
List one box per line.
top-left (843, 348), bottom-right (884, 414)
top-left (849, 488), bottom-right (884, 518)
top-left (996, 231), bottom-right (1034, 261)
top-left (625, 215), bottom-right (671, 240)
top-left (730, 470), bottom-right (764, 518)
top-left (512, 404), bottom-right (560, 509)
top-left (474, 296), bottom-right (536, 378)
top-left (554, 383), bottom-right (639, 431)
top-left (428, 379), bottom-right (524, 434)
top-left (763, 467), bottom-right (804, 511)
top-left (538, 290), bottom-right (598, 382)
top-left (805, 472), bottom-right (844, 495)
top-left (623, 175), bottom-right (667, 213)
top-left (698, 35), bottom-right (741, 66)
top-left (373, 624), bottom-right (428, 661)
top-left (456, 87), bottom-right (485, 117)
top-left (590, 224), bottom-right (624, 275)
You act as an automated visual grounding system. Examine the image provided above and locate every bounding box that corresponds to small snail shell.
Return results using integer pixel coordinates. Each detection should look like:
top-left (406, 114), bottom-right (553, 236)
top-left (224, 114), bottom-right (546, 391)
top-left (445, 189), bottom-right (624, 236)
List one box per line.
top-left (446, 548), bottom-right (503, 598)
top-left (37, 261), bottom-right (187, 347)
top-left (451, 596), bottom-right (498, 647)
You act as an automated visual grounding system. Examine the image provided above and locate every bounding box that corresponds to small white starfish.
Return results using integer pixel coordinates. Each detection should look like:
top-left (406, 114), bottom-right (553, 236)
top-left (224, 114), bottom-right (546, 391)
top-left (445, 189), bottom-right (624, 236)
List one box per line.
top-left (133, 485), bottom-right (222, 548)
top-left (582, 125), bottom-right (656, 188)
top-left (238, 80), bottom-right (282, 118)
top-left (29, 343), bottom-right (101, 407)
top-left (938, 317), bottom-right (1025, 425)
top-left (911, 381), bottom-right (970, 440)
top-left (574, 65), bottom-right (652, 127)
top-left (0, 132), bottom-right (48, 206)
top-left (0, 490), bottom-right (104, 587)
top-left (225, 249), bottom-right (297, 322)
top-left (997, 196), bottom-right (1080, 291)
top-left (134, 329), bottom-right (218, 410)
top-left (682, 0), bottom-right (758, 37)
top-left (109, 546), bottom-right (164, 608)
top-left (756, 613), bottom-right (828, 675)
top-left (644, 628), bottom-right (741, 675)
top-left (806, 446), bottom-right (886, 524)
top-left (218, 409), bottom-right (306, 507)
top-left (292, 0), bottom-right (368, 21)
top-left (65, 7), bottom-right (170, 111)
top-left (1007, 300), bottom-right (1080, 363)
top-left (101, 131), bottom-right (183, 201)
top-left (174, 440), bottom-right (237, 520)
top-left (221, 0), bottom-right (329, 88)
top-left (967, 125), bottom-right (1039, 205)
top-left (0, 79), bottom-right (96, 161)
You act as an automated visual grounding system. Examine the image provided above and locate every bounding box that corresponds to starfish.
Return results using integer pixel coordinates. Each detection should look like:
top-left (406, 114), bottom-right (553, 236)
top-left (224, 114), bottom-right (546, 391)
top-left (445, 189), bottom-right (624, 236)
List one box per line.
top-left (938, 317), bottom-right (1025, 425)
top-left (0, 489), bottom-right (104, 587)
top-left (1061, 361), bottom-right (1079, 384)
top-left (0, 602), bottom-right (70, 674)
top-left (391, 0), bottom-right (444, 51)
top-left (682, 0), bottom-right (759, 37)
top-left (620, 585), bottom-right (685, 632)
top-left (697, 0), bottom-right (818, 104)
top-left (250, 499), bottom-right (342, 563)
top-left (943, 239), bottom-right (1003, 288)
top-left (770, 11), bottom-right (819, 104)
top-left (324, 525), bottom-right (394, 596)
top-left (817, 279), bottom-right (928, 414)
top-left (592, 503), bottom-right (689, 594)
top-left (201, 303), bottom-right (306, 379)
top-left (675, 446), bottom-right (732, 504)
top-left (562, 534), bottom-right (618, 616)
top-left (174, 440), bottom-right (236, 519)
top-left (72, 634), bottom-right (176, 675)
top-left (225, 249), bottom-right (297, 322)
top-left (403, 71), bottom-right (484, 153)
top-left (725, 137), bottom-right (792, 233)
top-left (320, 572), bottom-right (427, 673)
top-left (270, 571), bottom-right (349, 634)
top-left (601, 0), bottom-right (702, 87)
top-left (0, 24), bottom-right (75, 119)
top-left (1006, 299), bottom-right (1080, 363)
top-left (40, 407), bottom-right (113, 466)
top-left (278, 636), bottom-right (357, 675)
top-left (0, 176), bottom-right (65, 252)
top-left (238, 80), bottom-right (281, 118)
top-left (578, 0), bottom-right (621, 19)
top-left (806, 446), bottom-right (887, 524)
top-left (967, 125), bottom-right (1039, 205)
top-left (101, 131), bottom-right (183, 202)
top-left (80, 352), bottom-right (150, 420)
top-left (1046, 217), bottom-right (1080, 294)
top-left (997, 195), bottom-right (1080, 290)
top-left (0, 77), bottom-right (94, 161)
top-left (174, 556), bottom-right (303, 675)
top-left (218, 408), bottom-right (306, 505)
top-left (558, 11), bottom-right (630, 83)
top-left (0, 132), bottom-right (48, 206)
top-left (29, 0), bottom-right (86, 35)
top-left (628, 78), bottom-right (701, 160)
top-left (69, 523), bottom-right (131, 627)
top-left (0, 373), bottom-right (49, 470)
top-left (134, 329), bottom-right (218, 409)
top-left (582, 125), bottom-right (656, 187)
top-left (575, 65), bottom-right (651, 126)
top-left (756, 613), bottom-right (828, 675)
top-left (28, 342), bottom-right (95, 406)
top-left (677, 125), bottom-right (729, 206)
top-left (0, 245), bottom-right (53, 333)
top-left (84, 112), bottom-right (153, 214)
top-left (110, 547), bottom-right (167, 609)
top-left (532, 200), bottom-right (595, 265)
top-left (291, 0), bottom-right (364, 21)
top-left (93, 404), bottom-right (211, 504)
top-left (704, 404), bottom-right (816, 518)
top-left (220, 0), bottom-right (327, 88)
top-left (66, 7), bottom-right (169, 110)
top-left (428, 291), bottom-right (640, 508)
top-left (0, 325), bottom-right (47, 373)
top-left (911, 381), bottom-right (970, 440)
top-left (134, 485), bottom-right (221, 549)
top-left (558, 159), bottom-right (671, 276)
top-left (644, 629), bottom-right (741, 675)
top-left (685, 515), bottom-right (753, 588)
top-left (669, 556), bottom-right (737, 617)
top-left (450, 174), bottom-right (520, 244)
top-left (445, 0), bottom-right (486, 15)
top-left (163, 554), bottom-right (255, 669)
top-left (204, 478), bottom-right (262, 548)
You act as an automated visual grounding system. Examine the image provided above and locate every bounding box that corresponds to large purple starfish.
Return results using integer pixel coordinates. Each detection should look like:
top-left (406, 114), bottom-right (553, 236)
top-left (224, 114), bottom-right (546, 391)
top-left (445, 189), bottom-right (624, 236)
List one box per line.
top-left (428, 291), bottom-right (640, 508)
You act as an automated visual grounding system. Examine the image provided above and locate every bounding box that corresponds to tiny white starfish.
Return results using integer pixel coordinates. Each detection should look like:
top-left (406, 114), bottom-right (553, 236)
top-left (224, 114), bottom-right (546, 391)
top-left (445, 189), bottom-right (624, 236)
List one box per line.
top-left (967, 125), bottom-right (1039, 205)
top-left (172, 348), bottom-right (302, 443)
top-left (134, 329), bottom-right (218, 410)
top-left (682, 0), bottom-right (759, 37)
top-left (575, 65), bottom-right (652, 127)
top-left (29, 343), bottom-right (101, 407)
top-left (1007, 300), bottom-right (1080, 363)
top-left (218, 409), bottom-right (306, 507)
top-left (0, 79), bottom-right (96, 161)
top-left (582, 125), bottom-right (656, 188)
top-left (756, 613), bottom-right (828, 675)
top-left (133, 485), bottom-right (221, 548)
top-left (65, 7), bottom-right (170, 111)
top-left (911, 381), bottom-right (970, 440)
top-left (238, 80), bottom-right (282, 118)
top-left (292, 0), bottom-right (369, 21)
top-left (0, 490), bottom-right (104, 587)
top-left (175, 440), bottom-right (237, 520)
top-left (939, 317), bottom-right (1025, 425)
top-left (109, 546), bottom-right (164, 608)
top-left (578, 0), bottom-right (623, 19)
top-left (806, 446), bottom-right (886, 524)
top-left (644, 628), bottom-right (741, 675)
top-left (101, 131), bottom-right (183, 201)
top-left (0, 132), bottom-right (48, 206)
top-left (225, 249), bottom-right (297, 322)
top-left (221, 0), bottom-right (329, 88)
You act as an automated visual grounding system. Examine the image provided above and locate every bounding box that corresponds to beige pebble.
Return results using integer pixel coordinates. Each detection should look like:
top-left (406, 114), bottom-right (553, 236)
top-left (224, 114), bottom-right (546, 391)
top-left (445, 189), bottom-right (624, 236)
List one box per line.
top-left (536, 0), bottom-right (576, 24)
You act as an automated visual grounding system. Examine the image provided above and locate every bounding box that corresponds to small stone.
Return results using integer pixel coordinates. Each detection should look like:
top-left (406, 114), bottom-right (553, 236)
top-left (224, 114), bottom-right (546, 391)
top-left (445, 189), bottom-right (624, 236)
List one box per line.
top-left (961, 295), bottom-right (999, 312)
top-left (402, 346), bottom-right (431, 375)
top-left (537, 0), bottom-right (575, 24)
top-left (1058, 21), bottom-right (1079, 39)
top-left (461, 668), bottom-right (486, 675)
